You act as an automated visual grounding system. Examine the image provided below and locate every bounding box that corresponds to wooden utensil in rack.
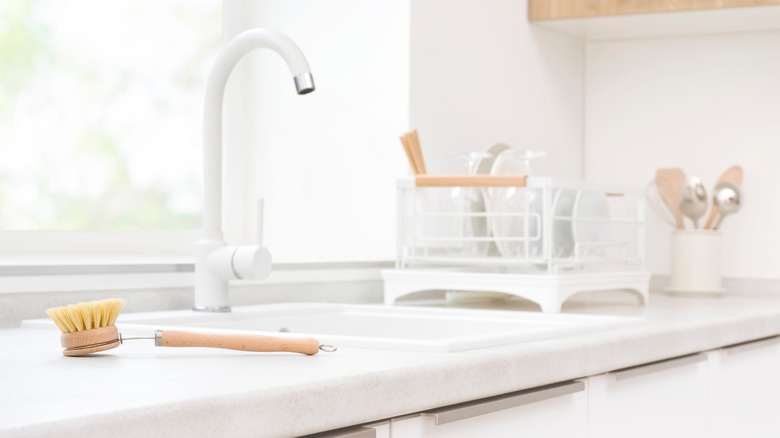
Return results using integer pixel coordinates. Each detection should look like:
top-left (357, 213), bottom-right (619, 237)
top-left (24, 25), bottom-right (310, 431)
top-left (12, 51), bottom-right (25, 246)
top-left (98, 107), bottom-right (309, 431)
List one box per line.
top-left (399, 129), bottom-right (427, 175)
top-left (414, 174), bottom-right (527, 187)
top-left (704, 165), bottom-right (743, 230)
top-left (399, 135), bottom-right (418, 174)
top-left (410, 130), bottom-right (427, 174)
top-left (655, 168), bottom-right (686, 229)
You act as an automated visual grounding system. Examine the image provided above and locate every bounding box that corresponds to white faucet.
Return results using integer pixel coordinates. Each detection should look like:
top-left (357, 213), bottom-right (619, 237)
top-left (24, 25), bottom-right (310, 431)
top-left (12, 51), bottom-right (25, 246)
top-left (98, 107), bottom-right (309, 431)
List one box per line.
top-left (194, 29), bottom-right (315, 312)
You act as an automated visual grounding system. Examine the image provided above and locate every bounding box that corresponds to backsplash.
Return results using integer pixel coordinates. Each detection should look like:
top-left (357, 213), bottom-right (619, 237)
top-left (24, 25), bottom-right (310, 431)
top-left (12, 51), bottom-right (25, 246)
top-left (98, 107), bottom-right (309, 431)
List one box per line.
top-left (409, 2), bottom-right (779, 283)
top-left (410, 0), bottom-right (584, 179)
top-left (584, 31), bottom-right (779, 280)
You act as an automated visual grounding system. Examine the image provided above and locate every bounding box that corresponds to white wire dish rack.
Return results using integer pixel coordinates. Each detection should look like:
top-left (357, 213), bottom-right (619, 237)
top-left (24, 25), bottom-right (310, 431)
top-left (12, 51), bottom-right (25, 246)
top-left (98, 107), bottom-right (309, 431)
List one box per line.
top-left (382, 175), bottom-right (650, 312)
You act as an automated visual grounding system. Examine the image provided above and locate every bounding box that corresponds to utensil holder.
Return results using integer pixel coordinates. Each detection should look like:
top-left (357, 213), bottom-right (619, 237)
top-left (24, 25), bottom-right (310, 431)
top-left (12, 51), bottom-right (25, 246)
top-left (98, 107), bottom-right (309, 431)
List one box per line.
top-left (667, 230), bottom-right (724, 295)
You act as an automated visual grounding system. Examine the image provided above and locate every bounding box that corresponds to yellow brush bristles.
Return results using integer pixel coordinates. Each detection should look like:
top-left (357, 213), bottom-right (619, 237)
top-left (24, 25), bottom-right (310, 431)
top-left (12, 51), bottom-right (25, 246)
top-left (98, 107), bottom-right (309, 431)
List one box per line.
top-left (45, 298), bottom-right (127, 333)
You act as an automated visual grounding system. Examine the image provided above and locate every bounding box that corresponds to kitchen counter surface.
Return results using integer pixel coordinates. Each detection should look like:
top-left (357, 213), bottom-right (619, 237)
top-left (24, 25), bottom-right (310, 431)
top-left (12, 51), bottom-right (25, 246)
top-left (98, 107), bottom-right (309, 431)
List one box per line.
top-left (2, 291), bottom-right (780, 437)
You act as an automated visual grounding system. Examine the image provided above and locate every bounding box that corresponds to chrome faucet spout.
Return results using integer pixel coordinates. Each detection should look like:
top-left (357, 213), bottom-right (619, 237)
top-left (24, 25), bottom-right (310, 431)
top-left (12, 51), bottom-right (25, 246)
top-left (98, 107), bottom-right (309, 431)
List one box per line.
top-left (294, 73), bottom-right (316, 95)
top-left (194, 28), bottom-right (315, 312)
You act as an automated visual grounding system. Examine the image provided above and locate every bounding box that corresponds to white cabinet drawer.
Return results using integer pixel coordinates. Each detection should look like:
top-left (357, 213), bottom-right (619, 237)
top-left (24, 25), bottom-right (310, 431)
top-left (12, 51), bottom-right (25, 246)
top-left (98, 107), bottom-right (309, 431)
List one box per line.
top-left (589, 353), bottom-right (708, 438)
top-left (708, 336), bottom-right (780, 438)
top-left (390, 381), bottom-right (587, 438)
top-left (299, 421), bottom-right (389, 438)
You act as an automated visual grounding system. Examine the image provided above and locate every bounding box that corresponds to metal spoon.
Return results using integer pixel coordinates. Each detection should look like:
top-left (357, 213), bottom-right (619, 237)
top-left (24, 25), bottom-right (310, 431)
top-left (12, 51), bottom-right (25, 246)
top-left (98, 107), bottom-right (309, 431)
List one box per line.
top-left (704, 165), bottom-right (743, 229)
top-left (678, 176), bottom-right (708, 229)
top-left (712, 182), bottom-right (741, 231)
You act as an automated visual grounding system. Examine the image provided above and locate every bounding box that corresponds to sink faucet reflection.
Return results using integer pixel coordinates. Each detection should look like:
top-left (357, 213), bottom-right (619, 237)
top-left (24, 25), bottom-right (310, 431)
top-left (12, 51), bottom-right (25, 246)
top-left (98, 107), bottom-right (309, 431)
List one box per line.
top-left (195, 28), bottom-right (315, 312)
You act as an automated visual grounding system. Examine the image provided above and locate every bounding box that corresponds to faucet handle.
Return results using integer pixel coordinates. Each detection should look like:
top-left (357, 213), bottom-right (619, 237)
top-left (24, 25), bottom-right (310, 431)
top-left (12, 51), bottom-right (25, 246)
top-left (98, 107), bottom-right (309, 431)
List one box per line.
top-left (231, 245), bottom-right (272, 281)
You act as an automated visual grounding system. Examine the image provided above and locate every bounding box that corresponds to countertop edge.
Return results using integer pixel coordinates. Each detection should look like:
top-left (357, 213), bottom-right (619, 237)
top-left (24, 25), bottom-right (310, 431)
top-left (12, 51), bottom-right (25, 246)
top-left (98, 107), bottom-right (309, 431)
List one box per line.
top-left (4, 294), bottom-right (780, 437)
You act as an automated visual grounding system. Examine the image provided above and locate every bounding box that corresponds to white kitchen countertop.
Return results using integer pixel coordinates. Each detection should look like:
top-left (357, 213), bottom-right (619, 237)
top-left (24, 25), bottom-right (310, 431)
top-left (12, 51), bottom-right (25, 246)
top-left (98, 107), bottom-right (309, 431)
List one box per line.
top-left (2, 291), bottom-right (780, 438)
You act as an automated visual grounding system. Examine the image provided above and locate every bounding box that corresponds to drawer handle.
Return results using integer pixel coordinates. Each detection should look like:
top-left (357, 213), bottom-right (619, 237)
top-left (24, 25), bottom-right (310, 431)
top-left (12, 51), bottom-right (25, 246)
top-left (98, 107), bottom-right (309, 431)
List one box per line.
top-left (424, 380), bottom-right (584, 426)
top-left (723, 335), bottom-right (780, 356)
top-left (612, 353), bottom-right (706, 381)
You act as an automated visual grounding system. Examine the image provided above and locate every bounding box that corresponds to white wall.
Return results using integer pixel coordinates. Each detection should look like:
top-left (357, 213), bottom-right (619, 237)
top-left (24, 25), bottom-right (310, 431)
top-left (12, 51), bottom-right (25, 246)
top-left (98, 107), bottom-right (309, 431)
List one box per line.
top-left (219, 1), bottom-right (779, 283)
top-left (410, 0), bottom-right (584, 178)
top-left (585, 31), bottom-right (780, 279)
top-left (222, 0), bottom-right (409, 262)
top-left (220, 0), bottom-right (584, 263)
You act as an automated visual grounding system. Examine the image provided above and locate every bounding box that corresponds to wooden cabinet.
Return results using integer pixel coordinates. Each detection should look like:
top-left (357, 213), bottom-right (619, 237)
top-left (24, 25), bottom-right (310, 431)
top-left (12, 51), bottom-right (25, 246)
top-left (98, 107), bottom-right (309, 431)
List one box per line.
top-left (707, 336), bottom-right (780, 438)
top-left (390, 381), bottom-right (587, 438)
top-left (588, 353), bottom-right (708, 438)
top-left (529, 0), bottom-right (780, 40)
top-left (529, 0), bottom-right (780, 21)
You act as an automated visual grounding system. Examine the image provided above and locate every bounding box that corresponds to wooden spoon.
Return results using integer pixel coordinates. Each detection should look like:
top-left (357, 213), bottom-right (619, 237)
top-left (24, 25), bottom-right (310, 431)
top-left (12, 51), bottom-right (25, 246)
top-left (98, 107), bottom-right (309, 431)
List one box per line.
top-left (655, 168), bottom-right (686, 229)
top-left (703, 165), bottom-right (743, 230)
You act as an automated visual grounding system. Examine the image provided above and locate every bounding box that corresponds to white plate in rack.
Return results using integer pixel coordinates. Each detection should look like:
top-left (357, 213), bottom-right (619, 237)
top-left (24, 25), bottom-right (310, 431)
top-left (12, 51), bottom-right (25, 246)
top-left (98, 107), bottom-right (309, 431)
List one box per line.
top-left (476, 143), bottom-right (510, 174)
top-left (553, 189), bottom-right (610, 258)
top-left (486, 150), bottom-right (542, 259)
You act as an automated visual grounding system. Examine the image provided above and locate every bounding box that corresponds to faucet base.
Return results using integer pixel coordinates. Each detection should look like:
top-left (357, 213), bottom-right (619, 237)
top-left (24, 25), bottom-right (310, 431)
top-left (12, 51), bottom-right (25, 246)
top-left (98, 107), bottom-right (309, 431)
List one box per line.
top-left (192, 305), bottom-right (232, 313)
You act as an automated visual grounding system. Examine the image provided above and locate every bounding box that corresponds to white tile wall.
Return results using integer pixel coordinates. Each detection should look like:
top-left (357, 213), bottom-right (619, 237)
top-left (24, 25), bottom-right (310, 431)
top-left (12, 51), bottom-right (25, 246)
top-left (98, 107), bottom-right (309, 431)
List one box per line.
top-left (222, 0), bottom-right (410, 262)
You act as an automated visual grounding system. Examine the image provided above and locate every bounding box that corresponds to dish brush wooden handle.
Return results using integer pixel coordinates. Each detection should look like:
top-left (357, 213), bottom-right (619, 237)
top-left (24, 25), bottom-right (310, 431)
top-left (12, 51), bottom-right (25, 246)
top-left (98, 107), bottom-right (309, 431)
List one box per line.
top-left (157, 330), bottom-right (321, 355)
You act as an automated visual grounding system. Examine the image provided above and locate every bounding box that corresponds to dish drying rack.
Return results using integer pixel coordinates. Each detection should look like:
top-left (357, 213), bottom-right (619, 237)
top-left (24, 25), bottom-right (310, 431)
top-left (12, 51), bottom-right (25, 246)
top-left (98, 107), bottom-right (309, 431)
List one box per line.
top-left (382, 175), bottom-right (650, 312)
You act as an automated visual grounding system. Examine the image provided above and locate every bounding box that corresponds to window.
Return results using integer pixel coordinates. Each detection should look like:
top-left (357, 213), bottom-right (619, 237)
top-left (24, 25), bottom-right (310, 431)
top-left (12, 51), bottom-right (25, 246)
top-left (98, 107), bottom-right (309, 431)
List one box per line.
top-left (0, 0), bottom-right (220, 233)
top-left (1, 1), bottom-right (409, 271)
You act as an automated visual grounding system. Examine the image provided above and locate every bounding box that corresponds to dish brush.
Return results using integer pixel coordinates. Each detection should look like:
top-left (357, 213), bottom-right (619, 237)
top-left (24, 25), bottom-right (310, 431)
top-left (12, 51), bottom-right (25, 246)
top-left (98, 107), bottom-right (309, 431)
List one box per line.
top-left (45, 298), bottom-right (336, 357)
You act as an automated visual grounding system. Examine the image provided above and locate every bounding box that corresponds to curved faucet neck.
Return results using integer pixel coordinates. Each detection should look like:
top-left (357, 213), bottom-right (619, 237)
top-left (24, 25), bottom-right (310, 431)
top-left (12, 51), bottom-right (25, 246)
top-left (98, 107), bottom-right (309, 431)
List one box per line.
top-left (201, 28), bottom-right (314, 240)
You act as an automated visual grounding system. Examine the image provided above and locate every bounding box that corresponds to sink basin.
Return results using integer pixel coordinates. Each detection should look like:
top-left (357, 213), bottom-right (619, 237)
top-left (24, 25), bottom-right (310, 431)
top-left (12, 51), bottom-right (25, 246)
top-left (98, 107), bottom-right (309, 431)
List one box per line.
top-left (117, 303), bottom-right (640, 352)
top-left (24, 303), bottom-right (640, 353)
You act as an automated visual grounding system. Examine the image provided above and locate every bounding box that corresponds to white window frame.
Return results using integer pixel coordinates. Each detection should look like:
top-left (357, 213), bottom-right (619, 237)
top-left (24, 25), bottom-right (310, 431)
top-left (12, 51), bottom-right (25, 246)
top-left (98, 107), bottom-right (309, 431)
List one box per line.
top-left (0, 1), bottom-right (219, 292)
top-left (0, 2), bottom-right (216, 292)
top-left (0, 229), bottom-right (390, 293)
top-left (0, 231), bottom-right (198, 292)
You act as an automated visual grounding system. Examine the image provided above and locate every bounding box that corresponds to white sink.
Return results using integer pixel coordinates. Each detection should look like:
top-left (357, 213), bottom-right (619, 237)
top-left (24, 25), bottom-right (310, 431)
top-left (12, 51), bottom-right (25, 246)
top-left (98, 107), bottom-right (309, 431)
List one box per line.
top-left (23, 303), bottom-right (640, 353)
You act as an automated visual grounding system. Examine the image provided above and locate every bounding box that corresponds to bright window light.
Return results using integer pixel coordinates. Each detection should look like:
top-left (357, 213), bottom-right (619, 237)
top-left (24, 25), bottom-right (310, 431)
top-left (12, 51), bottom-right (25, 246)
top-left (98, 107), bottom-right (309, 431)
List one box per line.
top-left (0, 0), bottom-right (221, 230)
